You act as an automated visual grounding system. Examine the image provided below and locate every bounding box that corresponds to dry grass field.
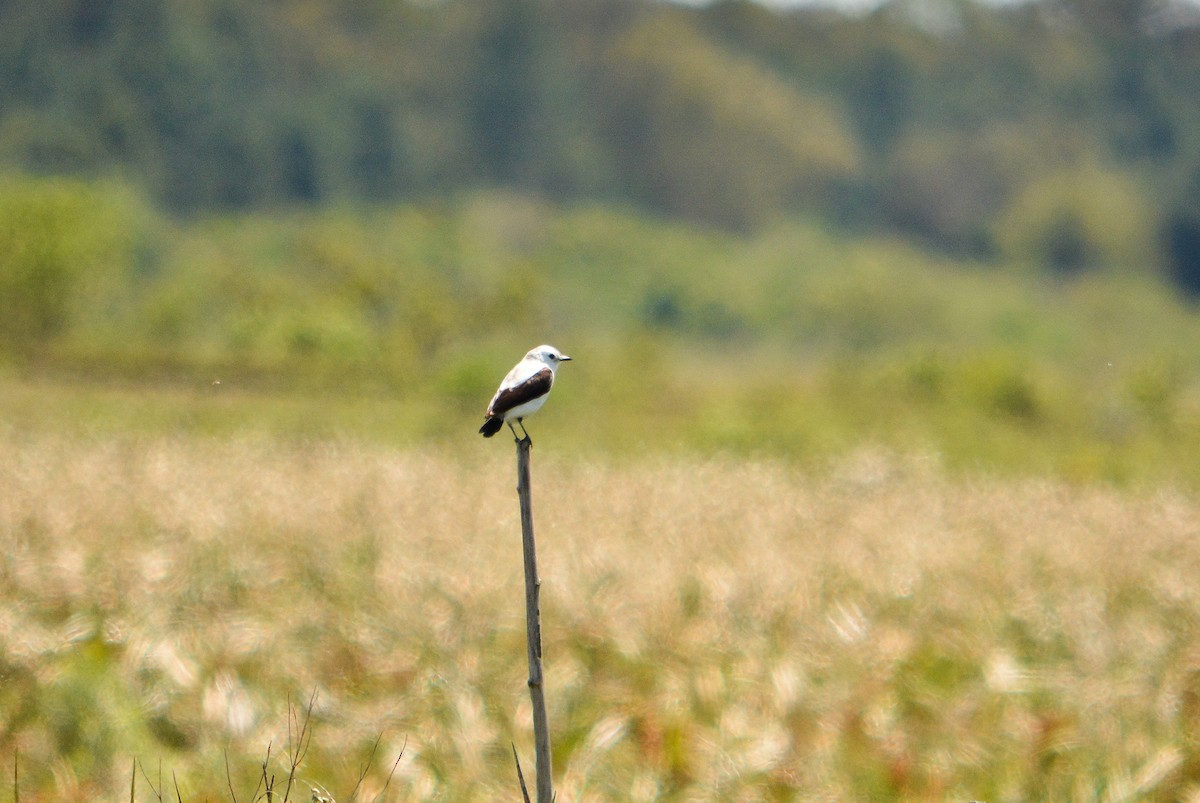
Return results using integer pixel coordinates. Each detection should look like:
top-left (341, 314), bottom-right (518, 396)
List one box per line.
top-left (3, 428), bottom-right (1200, 801)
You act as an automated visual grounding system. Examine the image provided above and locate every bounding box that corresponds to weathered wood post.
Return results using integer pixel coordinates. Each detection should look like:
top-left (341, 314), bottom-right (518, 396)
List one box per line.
top-left (515, 434), bottom-right (553, 803)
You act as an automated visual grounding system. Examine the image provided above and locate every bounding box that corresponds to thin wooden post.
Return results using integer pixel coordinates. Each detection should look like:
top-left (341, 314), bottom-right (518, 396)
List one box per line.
top-left (515, 435), bottom-right (553, 803)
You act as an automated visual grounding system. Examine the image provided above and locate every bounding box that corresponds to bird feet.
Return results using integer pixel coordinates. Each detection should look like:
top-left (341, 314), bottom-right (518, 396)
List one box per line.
top-left (507, 419), bottom-right (533, 447)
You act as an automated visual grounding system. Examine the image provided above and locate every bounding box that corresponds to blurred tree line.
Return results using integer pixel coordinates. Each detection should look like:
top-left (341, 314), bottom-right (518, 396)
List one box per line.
top-left (2, 0), bottom-right (1200, 289)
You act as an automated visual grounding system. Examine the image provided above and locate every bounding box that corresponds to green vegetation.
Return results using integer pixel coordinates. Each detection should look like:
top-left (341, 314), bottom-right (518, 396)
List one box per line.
top-left (2, 175), bottom-right (1199, 487)
top-left (3, 0), bottom-right (1200, 289)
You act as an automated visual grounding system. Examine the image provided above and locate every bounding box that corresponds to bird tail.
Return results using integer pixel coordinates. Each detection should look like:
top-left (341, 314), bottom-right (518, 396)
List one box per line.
top-left (479, 417), bottom-right (504, 438)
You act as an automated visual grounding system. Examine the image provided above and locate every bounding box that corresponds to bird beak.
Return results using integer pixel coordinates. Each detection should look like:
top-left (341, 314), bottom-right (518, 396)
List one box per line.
top-left (560, 355), bottom-right (572, 361)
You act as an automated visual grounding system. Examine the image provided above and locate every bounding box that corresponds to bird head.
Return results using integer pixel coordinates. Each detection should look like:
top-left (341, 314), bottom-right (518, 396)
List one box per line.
top-left (529, 344), bottom-right (572, 368)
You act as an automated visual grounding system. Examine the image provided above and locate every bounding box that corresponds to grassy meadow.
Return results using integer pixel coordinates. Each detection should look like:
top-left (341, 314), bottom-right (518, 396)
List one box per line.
top-left (4, 182), bottom-right (1200, 799)
top-left (3, 416), bottom-right (1200, 800)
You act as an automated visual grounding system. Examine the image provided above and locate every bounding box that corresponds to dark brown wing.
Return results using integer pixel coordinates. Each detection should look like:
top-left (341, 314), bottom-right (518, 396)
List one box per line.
top-left (487, 367), bottom-right (553, 417)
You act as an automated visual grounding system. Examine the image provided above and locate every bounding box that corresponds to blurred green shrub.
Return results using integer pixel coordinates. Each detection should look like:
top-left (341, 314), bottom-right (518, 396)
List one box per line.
top-left (0, 176), bottom-right (155, 354)
top-left (961, 354), bottom-right (1042, 421)
top-left (602, 13), bottom-right (862, 229)
top-left (995, 166), bottom-right (1158, 275)
top-left (1125, 360), bottom-right (1181, 429)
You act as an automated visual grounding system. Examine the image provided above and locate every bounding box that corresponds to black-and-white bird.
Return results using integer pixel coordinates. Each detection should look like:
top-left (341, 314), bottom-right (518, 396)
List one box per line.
top-left (479, 345), bottom-right (571, 441)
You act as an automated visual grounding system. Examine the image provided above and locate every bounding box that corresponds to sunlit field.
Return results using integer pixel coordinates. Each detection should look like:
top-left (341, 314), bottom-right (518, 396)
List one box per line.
top-left (3, 421), bottom-right (1200, 801)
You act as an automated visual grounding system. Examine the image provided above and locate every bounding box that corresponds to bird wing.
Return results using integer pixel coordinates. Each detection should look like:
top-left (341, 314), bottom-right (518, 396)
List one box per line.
top-left (487, 365), bottom-right (554, 417)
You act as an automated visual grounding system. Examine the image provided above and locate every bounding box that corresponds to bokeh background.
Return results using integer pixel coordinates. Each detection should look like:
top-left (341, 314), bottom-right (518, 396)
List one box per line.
top-left (3, 0), bottom-right (1200, 480)
top-left (2, 0), bottom-right (1200, 478)
top-left (4, 0), bottom-right (1200, 799)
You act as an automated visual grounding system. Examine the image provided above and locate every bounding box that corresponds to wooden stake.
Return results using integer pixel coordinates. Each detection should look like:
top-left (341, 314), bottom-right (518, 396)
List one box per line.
top-left (515, 434), bottom-right (553, 803)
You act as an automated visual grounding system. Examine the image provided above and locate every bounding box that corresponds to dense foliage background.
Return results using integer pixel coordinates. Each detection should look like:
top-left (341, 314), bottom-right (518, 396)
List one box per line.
top-left (3, 0), bottom-right (1200, 277)
top-left (3, 0), bottom-right (1200, 484)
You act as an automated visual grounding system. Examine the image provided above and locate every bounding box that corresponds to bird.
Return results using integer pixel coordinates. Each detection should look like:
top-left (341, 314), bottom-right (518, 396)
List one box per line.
top-left (479, 344), bottom-right (572, 442)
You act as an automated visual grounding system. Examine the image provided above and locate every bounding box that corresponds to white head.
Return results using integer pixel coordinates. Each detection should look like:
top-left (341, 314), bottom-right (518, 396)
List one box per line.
top-left (527, 344), bottom-right (572, 369)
